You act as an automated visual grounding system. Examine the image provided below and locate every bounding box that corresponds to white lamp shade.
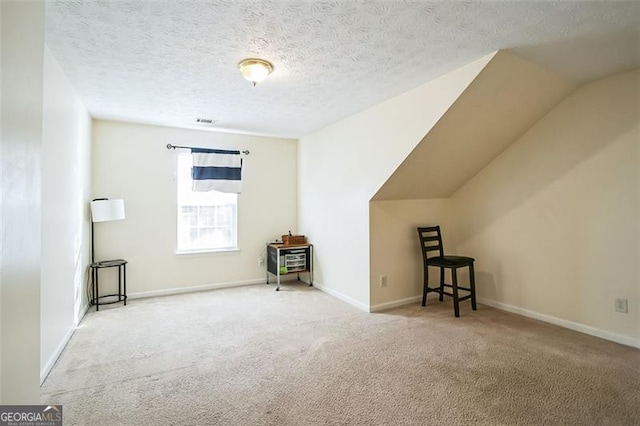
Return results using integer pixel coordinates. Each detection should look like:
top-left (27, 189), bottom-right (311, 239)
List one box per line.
top-left (91, 199), bottom-right (125, 223)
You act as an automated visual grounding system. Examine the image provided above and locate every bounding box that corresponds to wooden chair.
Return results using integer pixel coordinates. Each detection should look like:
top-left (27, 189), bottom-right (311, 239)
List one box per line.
top-left (417, 226), bottom-right (477, 317)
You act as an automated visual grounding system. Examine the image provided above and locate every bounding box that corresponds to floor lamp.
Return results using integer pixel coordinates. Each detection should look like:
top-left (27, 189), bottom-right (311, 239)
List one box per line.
top-left (90, 198), bottom-right (126, 264)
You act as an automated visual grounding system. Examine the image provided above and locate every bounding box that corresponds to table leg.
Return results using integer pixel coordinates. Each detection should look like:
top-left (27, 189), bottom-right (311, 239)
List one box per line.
top-left (276, 249), bottom-right (281, 291)
top-left (118, 265), bottom-right (122, 302)
top-left (95, 268), bottom-right (100, 311)
top-left (123, 263), bottom-right (127, 306)
top-left (309, 246), bottom-right (314, 286)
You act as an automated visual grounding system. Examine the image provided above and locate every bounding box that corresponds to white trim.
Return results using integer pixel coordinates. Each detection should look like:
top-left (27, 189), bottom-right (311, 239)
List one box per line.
top-left (175, 248), bottom-right (240, 256)
top-left (312, 281), bottom-right (369, 312)
top-left (43, 302), bottom-right (93, 384)
top-left (478, 297), bottom-right (640, 349)
top-left (369, 295), bottom-right (423, 312)
top-left (78, 302), bottom-right (90, 325)
top-left (127, 278), bottom-right (264, 300)
top-left (40, 327), bottom-right (75, 385)
top-left (369, 293), bottom-right (443, 313)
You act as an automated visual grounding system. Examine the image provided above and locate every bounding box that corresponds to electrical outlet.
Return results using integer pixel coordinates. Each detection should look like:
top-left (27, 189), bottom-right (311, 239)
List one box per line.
top-left (614, 298), bottom-right (628, 314)
top-left (258, 256), bottom-right (264, 266)
top-left (379, 275), bottom-right (387, 288)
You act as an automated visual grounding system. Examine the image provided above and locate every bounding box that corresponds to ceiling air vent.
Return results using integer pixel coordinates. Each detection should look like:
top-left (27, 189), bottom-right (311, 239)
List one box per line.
top-left (196, 118), bottom-right (217, 125)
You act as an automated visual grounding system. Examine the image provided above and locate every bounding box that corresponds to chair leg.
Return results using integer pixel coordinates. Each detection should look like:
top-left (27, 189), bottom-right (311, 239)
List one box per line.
top-left (452, 268), bottom-right (460, 317)
top-left (421, 263), bottom-right (429, 307)
top-left (469, 262), bottom-right (477, 311)
top-left (439, 267), bottom-right (445, 302)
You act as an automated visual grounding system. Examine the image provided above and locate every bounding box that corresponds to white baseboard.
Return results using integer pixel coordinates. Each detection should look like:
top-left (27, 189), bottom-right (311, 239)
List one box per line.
top-left (368, 293), bottom-right (639, 348)
top-left (40, 327), bottom-right (75, 385)
top-left (478, 297), bottom-right (640, 349)
top-left (370, 295), bottom-right (422, 312)
top-left (76, 301), bottom-right (90, 325)
top-left (312, 281), bottom-right (369, 312)
top-left (127, 278), bottom-right (265, 300)
top-left (42, 302), bottom-right (92, 385)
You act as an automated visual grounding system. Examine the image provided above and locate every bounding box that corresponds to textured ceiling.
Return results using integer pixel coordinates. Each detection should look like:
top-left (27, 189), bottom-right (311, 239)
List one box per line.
top-left (45, 1), bottom-right (640, 138)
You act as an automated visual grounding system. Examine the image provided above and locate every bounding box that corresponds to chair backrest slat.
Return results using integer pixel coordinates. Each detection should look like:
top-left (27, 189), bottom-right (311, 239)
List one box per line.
top-left (421, 236), bottom-right (440, 242)
top-left (417, 226), bottom-right (444, 259)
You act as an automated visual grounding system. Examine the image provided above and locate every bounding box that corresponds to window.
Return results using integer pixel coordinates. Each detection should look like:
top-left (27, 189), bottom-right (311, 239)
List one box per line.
top-left (177, 154), bottom-right (238, 252)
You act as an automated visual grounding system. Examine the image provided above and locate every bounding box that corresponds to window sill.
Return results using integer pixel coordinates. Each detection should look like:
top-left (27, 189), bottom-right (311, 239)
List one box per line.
top-left (175, 248), bottom-right (240, 256)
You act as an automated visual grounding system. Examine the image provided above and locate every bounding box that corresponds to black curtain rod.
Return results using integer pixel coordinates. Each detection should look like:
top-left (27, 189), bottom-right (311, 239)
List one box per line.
top-left (166, 143), bottom-right (250, 155)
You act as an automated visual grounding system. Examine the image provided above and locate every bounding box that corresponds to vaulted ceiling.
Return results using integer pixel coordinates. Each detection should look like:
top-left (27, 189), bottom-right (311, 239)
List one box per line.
top-left (45, 1), bottom-right (640, 138)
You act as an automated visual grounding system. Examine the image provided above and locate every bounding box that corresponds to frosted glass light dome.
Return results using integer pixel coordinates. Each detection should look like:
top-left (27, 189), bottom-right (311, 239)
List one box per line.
top-left (238, 58), bottom-right (273, 86)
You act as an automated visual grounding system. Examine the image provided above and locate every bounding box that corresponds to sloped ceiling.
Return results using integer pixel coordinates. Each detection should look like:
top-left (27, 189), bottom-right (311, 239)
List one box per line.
top-left (372, 51), bottom-right (576, 201)
top-left (44, 1), bottom-right (640, 138)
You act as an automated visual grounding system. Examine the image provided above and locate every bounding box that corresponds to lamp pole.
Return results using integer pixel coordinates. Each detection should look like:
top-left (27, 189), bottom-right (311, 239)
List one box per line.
top-left (90, 198), bottom-right (108, 264)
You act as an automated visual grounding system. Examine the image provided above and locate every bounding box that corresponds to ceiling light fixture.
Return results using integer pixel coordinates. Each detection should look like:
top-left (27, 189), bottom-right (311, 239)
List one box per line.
top-left (238, 58), bottom-right (273, 86)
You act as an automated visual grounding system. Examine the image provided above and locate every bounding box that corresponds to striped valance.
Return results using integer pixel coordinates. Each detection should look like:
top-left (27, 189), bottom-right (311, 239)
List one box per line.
top-left (191, 148), bottom-right (243, 193)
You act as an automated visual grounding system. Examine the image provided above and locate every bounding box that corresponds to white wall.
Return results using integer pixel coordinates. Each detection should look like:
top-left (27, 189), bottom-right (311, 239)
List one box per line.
top-left (0, 0), bottom-right (44, 403)
top-left (0, 1), bottom-right (3, 402)
top-left (92, 121), bottom-right (297, 295)
top-left (41, 47), bottom-right (92, 382)
top-left (369, 199), bottom-right (450, 310)
top-left (450, 70), bottom-right (640, 346)
top-left (298, 54), bottom-right (494, 308)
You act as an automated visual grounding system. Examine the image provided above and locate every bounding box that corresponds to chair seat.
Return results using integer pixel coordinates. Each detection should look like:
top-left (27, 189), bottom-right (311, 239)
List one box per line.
top-left (426, 255), bottom-right (474, 267)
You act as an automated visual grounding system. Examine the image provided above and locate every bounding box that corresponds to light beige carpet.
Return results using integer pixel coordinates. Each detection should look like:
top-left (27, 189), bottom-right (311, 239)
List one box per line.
top-left (41, 283), bottom-right (640, 425)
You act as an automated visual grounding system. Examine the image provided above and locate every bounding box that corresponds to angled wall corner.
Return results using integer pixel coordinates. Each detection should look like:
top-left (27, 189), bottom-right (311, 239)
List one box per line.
top-left (369, 51), bottom-right (577, 309)
top-left (369, 198), bottom-right (451, 309)
top-left (41, 46), bottom-right (92, 385)
top-left (373, 50), bottom-right (577, 201)
top-left (298, 53), bottom-right (496, 308)
top-left (450, 69), bottom-right (640, 344)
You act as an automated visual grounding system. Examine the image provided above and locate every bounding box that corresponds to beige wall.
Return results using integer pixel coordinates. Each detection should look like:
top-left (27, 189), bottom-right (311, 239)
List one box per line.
top-left (450, 69), bottom-right (640, 345)
top-left (368, 52), bottom-right (575, 312)
top-left (0, 0), bottom-right (44, 403)
top-left (374, 51), bottom-right (575, 201)
top-left (92, 121), bottom-right (297, 295)
top-left (41, 47), bottom-right (92, 382)
top-left (298, 53), bottom-right (495, 308)
top-left (369, 199), bottom-right (450, 309)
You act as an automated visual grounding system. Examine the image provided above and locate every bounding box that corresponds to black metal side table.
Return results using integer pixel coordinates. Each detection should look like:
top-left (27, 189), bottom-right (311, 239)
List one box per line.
top-left (90, 259), bottom-right (127, 311)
